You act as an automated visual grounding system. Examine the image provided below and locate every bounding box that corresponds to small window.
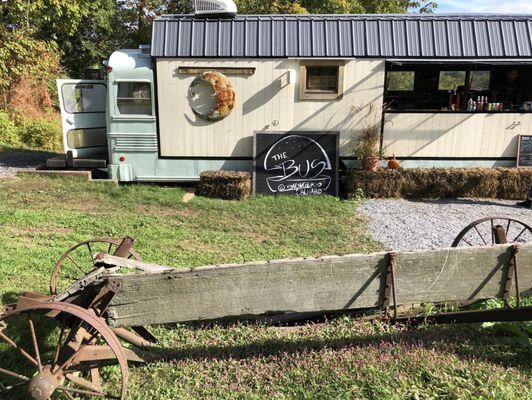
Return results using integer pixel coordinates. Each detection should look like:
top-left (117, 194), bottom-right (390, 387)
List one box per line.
top-left (470, 71), bottom-right (490, 91)
top-left (300, 62), bottom-right (344, 100)
top-left (386, 71), bottom-right (415, 91)
top-left (306, 67), bottom-right (338, 92)
top-left (62, 83), bottom-right (106, 113)
top-left (438, 71), bottom-right (466, 91)
top-left (67, 128), bottom-right (107, 149)
top-left (116, 82), bottom-right (152, 116)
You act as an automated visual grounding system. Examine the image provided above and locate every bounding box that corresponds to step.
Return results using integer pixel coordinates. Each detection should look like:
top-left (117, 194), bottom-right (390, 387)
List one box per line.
top-left (72, 158), bottom-right (107, 169)
top-left (46, 157), bottom-right (107, 169)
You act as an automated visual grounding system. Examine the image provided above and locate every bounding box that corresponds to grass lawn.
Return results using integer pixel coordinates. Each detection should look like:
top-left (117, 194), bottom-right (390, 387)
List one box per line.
top-left (0, 175), bottom-right (530, 399)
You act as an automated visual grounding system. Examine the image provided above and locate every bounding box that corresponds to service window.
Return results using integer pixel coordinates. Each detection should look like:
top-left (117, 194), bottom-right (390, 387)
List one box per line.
top-left (438, 71), bottom-right (467, 91)
top-left (116, 82), bottom-right (152, 116)
top-left (386, 71), bottom-right (415, 91)
top-left (299, 62), bottom-right (344, 100)
top-left (61, 83), bottom-right (106, 113)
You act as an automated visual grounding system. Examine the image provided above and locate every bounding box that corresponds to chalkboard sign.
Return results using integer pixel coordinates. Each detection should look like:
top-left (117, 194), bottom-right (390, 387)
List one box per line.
top-left (517, 135), bottom-right (532, 167)
top-left (253, 131), bottom-right (339, 196)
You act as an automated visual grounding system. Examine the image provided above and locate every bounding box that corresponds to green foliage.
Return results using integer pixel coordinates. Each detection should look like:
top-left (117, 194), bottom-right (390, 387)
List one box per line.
top-left (439, 70), bottom-right (467, 91)
top-left (1, 0), bottom-right (117, 77)
top-left (387, 71), bottom-right (415, 91)
top-left (0, 29), bottom-right (62, 107)
top-left (236, 0), bottom-right (438, 14)
top-left (114, 1), bottom-right (195, 54)
top-left (17, 117), bottom-right (62, 151)
top-left (0, 112), bottom-right (19, 146)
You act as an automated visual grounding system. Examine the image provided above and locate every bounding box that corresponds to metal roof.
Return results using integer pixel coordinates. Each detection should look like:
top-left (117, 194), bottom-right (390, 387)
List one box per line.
top-left (151, 14), bottom-right (532, 59)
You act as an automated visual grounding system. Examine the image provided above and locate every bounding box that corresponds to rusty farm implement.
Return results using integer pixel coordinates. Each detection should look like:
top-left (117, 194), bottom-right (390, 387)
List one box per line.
top-left (0, 217), bottom-right (531, 399)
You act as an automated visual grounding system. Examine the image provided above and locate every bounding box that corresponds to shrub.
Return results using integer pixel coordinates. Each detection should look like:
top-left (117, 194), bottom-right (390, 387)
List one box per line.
top-left (345, 168), bottom-right (532, 200)
top-left (0, 112), bottom-right (20, 146)
top-left (197, 170), bottom-right (252, 200)
top-left (18, 117), bottom-right (63, 151)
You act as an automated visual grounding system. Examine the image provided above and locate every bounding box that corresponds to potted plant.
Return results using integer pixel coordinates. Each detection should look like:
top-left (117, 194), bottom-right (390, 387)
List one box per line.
top-left (352, 103), bottom-right (385, 172)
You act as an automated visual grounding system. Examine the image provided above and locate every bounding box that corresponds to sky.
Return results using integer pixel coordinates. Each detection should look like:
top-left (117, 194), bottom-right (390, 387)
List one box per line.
top-left (436, 0), bottom-right (532, 13)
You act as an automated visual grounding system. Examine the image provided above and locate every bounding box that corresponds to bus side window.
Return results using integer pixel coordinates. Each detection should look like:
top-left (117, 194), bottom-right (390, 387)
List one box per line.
top-left (116, 82), bottom-right (152, 116)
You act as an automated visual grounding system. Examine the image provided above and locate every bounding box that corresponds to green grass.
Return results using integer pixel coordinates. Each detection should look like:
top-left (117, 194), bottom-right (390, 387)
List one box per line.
top-left (0, 175), bottom-right (530, 399)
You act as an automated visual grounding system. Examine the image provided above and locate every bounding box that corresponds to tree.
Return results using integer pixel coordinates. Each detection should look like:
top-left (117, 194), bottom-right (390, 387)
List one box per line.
top-left (1, 0), bottom-right (117, 77)
top-left (235, 0), bottom-right (437, 14)
top-left (115, 1), bottom-right (194, 49)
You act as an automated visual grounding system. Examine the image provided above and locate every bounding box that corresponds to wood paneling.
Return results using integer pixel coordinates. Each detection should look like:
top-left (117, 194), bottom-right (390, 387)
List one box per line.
top-left (156, 58), bottom-right (386, 157)
top-left (383, 112), bottom-right (532, 158)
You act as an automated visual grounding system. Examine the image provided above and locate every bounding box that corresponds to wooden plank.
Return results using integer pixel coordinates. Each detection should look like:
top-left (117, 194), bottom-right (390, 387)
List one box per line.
top-left (106, 243), bottom-right (532, 328)
top-left (177, 67), bottom-right (256, 76)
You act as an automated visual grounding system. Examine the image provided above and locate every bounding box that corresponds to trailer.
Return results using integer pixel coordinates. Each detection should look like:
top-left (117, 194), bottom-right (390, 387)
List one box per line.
top-left (50, 1), bottom-right (532, 182)
top-left (0, 217), bottom-right (531, 399)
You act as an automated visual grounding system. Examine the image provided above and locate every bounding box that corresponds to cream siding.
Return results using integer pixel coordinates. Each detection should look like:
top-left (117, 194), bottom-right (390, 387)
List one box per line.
top-left (382, 112), bottom-right (532, 158)
top-left (156, 58), bottom-right (385, 157)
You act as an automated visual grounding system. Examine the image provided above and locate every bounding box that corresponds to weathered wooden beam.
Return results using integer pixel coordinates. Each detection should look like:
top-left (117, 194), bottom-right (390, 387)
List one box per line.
top-left (105, 243), bottom-right (532, 328)
top-left (176, 67), bottom-right (256, 76)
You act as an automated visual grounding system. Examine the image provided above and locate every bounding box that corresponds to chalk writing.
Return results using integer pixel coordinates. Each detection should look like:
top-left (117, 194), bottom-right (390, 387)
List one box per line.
top-left (254, 132), bottom-right (339, 196)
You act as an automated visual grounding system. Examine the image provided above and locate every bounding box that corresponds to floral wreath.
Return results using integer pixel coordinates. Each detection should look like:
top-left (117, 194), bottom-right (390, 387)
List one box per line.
top-left (189, 71), bottom-right (236, 121)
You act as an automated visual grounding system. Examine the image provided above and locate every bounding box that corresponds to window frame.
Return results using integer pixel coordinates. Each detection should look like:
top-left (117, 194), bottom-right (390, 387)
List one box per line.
top-left (112, 79), bottom-right (154, 119)
top-left (299, 61), bottom-right (345, 100)
top-left (66, 127), bottom-right (108, 149)
top-left (61, 82), bottom-right (107, 114)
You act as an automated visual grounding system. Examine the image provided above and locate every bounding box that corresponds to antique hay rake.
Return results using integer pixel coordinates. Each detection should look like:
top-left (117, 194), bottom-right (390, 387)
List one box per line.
top-left (0, 217), bottom-right (531, 399)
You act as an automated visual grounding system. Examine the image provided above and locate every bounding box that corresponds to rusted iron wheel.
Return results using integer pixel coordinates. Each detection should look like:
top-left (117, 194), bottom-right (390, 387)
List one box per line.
top-left (50, 238), bottom-right (141, 295)
top-left (452, 217), bottom-right (532, 247)
top-left (0, 301), bottom-right (128, 399)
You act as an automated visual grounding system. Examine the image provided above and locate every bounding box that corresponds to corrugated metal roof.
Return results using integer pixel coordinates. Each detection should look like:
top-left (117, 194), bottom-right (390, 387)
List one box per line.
top-left (151, 14), bottom-right (532, 59)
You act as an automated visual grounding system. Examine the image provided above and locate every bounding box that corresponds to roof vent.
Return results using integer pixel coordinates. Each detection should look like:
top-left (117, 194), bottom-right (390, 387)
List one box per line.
top-left (194, 0), bottom-right (237, 17)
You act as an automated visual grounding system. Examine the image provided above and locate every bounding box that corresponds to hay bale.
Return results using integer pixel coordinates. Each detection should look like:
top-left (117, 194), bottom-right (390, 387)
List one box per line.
top-left (197, 170), bottom-right (252, 200)
top-left (345, 170), bottom-right (403, 198)
top-left (459, 168), bottom-right (499, 198)
top-left (497, 168), bottom-right (532, 200)
top-left (344, 167), bottom-right (530, 200)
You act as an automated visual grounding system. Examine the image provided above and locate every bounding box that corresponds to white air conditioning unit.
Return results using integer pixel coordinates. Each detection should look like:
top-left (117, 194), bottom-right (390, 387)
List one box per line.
top-left (194, 0), bottom-right (237, 17)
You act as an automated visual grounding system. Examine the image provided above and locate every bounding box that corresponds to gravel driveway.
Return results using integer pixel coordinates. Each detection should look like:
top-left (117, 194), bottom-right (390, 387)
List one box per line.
top-left (0, 150), bottom-right (57, 178)
top-left (358, 198), bottom-right (532, 251)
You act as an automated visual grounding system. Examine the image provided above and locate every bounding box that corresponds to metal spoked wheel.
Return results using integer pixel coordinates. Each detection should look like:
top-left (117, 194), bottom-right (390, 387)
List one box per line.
top-left (50, 239), bottom-right (141, 295)
top-left (452, 217), bottom-right (532, 247)
top-left (0, 302), bottom-right (128, 399)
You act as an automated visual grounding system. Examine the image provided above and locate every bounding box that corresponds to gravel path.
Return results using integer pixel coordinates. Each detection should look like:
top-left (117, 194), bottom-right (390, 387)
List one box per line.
top-left (358, 198), bottom-right (532, 251)
top-left (0, 150), bottom-right (57, 178)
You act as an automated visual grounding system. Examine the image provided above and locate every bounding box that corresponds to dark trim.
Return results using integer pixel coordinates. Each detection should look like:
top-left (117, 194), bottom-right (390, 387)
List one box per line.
top-left (341, 156), bottom-right (516, 161)
top-left (153, 156), bottom-right (515, 162)
top-left (153, 55), bottom-right (532, 61)
top-left (380, 62), bottom-right (389, 152)
top-left (385, 110), bottom-right (532, 114)
top-left (153, 58), bottom-right (163, 159)
top-left (156, 156), bottom-right (253, 161)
